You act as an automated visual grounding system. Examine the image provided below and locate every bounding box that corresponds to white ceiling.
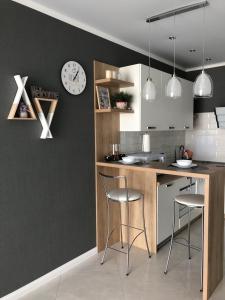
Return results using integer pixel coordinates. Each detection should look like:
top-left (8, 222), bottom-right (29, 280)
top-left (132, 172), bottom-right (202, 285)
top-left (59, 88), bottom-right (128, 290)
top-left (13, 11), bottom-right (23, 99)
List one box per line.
top-left (14, 0), bottom-right (225, 70)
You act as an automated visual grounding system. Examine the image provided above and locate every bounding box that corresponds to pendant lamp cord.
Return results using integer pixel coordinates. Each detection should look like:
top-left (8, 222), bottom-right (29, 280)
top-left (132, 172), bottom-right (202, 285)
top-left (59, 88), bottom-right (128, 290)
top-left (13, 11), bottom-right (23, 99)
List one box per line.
top-left (173, 14), bottom-right (176, 75)
top-left (148, 21), bottom-right (151, 79)
top-left (202, 4), bottom-right (206, 70)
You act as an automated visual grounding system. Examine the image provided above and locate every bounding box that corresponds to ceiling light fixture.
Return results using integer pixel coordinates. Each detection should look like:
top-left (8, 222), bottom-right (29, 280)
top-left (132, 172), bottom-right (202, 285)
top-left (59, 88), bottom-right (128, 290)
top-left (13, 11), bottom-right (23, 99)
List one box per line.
top-left (193, 4), bottom-right (213, 98)
top-left (143, 21), bottom-right (156, 101)
top-left (166, 16), bottom-right (182, 99)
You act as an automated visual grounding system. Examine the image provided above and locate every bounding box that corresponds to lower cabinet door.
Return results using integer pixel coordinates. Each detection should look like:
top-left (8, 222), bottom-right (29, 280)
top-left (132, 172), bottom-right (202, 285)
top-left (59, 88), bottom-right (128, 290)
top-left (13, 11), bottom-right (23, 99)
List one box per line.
top-left (157, 177), bottom-right (204, 245)
top-left (157, 181), bottom-right (178, 244)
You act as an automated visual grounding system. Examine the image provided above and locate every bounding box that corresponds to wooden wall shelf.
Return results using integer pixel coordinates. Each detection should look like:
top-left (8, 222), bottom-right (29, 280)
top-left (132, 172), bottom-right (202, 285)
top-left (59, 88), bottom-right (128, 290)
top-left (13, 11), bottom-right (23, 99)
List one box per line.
top-left (8, 75), bottom-right (37, 121)
top-left (95, 108), bottom-right (134, 113)
top-left (95, 78), bottom-right (134, 88)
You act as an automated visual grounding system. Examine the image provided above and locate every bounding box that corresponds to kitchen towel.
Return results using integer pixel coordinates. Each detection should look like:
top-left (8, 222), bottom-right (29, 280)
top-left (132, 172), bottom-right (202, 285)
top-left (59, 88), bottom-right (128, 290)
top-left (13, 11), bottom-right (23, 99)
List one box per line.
top-left (142, 133), bottom-right (151, 152)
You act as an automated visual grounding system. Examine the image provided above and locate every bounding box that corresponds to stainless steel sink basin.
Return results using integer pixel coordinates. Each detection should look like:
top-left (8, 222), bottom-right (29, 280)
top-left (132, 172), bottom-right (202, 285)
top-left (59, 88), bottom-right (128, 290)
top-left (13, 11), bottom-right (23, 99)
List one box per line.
top-left (126, 152), bottom-right (166, 163)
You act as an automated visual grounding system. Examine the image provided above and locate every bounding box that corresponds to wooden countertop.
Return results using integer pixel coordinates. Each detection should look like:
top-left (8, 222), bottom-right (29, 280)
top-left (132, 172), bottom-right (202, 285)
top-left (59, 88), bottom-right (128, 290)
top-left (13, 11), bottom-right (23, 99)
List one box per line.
top-left (96, 161), bottom-right (225, 179)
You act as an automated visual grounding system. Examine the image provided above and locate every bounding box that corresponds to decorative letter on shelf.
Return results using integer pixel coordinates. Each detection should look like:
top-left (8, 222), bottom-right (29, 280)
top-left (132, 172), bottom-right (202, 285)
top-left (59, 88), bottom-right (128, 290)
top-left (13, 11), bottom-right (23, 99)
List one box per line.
top-left (33, 98), bottom-right (58, 139)
top-left (8, 75), bottom-right (36, 120)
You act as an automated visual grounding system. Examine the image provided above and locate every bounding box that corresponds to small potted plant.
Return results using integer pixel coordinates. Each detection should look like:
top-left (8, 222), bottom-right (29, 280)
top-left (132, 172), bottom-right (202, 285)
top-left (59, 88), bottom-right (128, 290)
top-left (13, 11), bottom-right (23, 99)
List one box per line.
top-left (19, 102), bottom-right (28, 118)
top-left (111, 91), bottom-right (132, 110)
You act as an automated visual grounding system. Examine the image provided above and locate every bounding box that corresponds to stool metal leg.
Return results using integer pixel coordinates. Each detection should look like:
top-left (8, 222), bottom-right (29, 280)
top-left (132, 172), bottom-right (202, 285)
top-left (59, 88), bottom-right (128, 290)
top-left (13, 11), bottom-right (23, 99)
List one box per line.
top-left (142, 197), bottom-right (151, 258)
top-left (164, 200), bottom-right (176, 274)
top-left (101, 198), bottom-right (110, 265)
top-left (126, 201), bottom-right (130, 276)
top-left (120, 205), bottom-right (124, 249)
top-left (188, 207), bottom-right (192, 259)
top-left (200, 207), bottom-right (204, 292)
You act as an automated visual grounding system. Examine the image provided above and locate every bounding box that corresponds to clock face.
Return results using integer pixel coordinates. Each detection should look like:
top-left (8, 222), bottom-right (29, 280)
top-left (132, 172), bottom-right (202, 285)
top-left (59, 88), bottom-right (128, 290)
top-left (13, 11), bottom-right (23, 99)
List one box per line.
top-left (61, 61), bottom-right (86, 95)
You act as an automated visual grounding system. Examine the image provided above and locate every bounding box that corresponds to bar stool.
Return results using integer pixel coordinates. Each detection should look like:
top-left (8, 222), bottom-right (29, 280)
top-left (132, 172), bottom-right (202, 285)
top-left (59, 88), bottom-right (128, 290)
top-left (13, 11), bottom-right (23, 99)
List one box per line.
top-left (99, 172), bottom-right (151, 276)
top-left (164, 193), bottom-right (204, 291)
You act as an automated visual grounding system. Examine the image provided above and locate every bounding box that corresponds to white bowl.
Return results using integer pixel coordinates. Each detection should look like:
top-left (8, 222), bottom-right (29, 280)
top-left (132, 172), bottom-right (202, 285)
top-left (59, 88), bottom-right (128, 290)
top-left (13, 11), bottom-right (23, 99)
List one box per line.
top-left (122, 156), bottom-right (136, 164)
top-left (176, 160), bottom-right (192, 167)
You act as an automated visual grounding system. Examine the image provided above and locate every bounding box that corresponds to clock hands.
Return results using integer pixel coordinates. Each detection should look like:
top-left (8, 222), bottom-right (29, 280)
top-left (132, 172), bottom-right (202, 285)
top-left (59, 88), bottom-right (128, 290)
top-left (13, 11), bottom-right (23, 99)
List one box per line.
top-left (73, 70), bottom-right (79, 81)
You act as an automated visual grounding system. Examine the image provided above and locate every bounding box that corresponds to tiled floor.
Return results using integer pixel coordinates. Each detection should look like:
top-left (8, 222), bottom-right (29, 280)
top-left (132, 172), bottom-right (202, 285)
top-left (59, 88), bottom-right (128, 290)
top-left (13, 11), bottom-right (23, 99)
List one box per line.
top-left (19, 219), bottom-right (225, 300)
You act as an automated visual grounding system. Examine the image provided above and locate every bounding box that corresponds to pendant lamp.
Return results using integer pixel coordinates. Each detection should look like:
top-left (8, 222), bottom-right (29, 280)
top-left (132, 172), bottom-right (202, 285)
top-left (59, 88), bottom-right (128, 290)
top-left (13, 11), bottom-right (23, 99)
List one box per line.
top-left (193, 4), bottom-right (213, 98)
top-left (143, 21), bottom-right (156, 101)
top-left (166, 15), bottom-right (182, 99)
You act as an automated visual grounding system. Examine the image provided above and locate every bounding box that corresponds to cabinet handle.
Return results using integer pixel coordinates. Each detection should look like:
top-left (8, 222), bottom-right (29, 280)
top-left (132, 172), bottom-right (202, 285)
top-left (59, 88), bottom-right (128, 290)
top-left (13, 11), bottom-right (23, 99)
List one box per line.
top-left (179, 183), bottom-right (195, 191)
top-left (165, 183), bottom-right (173, 187)
top-left (147, 126), bottom-right (157, 130)
top-left (184, 125), bottom-right (190, 129)
top-left (169, 126), bottom-right (175, 130)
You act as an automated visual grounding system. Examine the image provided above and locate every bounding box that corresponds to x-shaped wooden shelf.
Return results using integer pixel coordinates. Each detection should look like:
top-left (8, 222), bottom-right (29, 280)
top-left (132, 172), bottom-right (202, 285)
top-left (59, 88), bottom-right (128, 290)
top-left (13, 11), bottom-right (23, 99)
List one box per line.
top-left (33, 97), bottom-right (58, 139)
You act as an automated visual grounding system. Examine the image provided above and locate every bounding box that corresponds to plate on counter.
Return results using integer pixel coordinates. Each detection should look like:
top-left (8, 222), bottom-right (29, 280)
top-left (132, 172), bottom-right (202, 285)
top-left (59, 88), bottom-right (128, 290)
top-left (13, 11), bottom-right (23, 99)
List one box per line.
top-left (171, 163), bottom-right (198, 169)
top-left (119, 160), bottom-right (140, 165)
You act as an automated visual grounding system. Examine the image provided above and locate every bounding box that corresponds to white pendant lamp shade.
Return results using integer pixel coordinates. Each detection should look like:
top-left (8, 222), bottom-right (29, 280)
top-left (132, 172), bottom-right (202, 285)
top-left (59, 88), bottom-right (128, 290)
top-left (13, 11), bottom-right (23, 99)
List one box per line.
top-left (194, 5), bottom-right (213, 99)
top-left (193, 70), bottom-right (213, 98)
top-left (143, 78), bottom-right (156, 101)
top-left (166, 74), bottom-right (182, 99)
top-left (143, 21), bottom-right (156, 102)
top-left (166, 15), bottom-right (182, 99)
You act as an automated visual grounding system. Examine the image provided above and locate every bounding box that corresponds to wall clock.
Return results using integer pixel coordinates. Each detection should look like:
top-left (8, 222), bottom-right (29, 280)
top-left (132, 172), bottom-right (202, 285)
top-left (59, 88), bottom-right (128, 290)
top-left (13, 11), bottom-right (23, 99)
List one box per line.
top-left (61, 61), bottom-right (86, 95)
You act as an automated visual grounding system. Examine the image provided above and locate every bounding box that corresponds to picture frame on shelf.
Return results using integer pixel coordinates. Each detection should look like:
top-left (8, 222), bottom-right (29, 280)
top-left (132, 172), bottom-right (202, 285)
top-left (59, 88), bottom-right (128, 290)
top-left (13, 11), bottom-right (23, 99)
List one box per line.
top-left (96, 86), bottom-right (111, 109)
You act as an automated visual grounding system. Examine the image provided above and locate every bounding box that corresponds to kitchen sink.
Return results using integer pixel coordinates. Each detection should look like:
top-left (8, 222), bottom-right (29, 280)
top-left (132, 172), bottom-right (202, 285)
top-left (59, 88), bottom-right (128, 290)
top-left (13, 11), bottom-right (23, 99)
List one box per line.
top-left (126, 152), bottom-right (166, 163)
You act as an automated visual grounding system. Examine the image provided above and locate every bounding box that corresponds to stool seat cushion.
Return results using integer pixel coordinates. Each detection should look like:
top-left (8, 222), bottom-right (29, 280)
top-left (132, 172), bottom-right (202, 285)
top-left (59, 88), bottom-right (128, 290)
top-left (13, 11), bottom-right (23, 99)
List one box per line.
top-left (107, 188), bottom-right (142, 202)
top-left (175, 194), bottom-right (204, 207)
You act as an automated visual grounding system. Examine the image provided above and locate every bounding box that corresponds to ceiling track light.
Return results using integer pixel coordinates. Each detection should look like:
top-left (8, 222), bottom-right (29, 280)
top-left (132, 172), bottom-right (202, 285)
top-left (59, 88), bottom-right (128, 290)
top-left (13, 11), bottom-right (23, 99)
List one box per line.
top-left (146, 1), bottom-right (209, 23)
top-left (144, 1), bottom-right (211, 100)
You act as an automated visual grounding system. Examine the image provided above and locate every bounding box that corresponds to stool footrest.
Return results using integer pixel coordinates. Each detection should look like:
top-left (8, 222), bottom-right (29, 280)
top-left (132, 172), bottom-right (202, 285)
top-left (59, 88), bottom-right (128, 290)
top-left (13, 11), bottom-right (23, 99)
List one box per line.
top-left (121, 223), bottom-right (144, 231)
top-left (108, 229), bottom-right (145, 255)
top-left (108, 247), bottom-right (127, 255)
top-left (174, 238), bottom-right (201, 252)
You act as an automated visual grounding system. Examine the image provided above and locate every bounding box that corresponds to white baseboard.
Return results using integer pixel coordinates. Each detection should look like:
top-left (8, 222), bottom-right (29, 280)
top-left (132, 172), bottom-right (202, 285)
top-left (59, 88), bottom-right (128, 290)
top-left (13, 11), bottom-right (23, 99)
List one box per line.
top-left (2, 247), bottom-right (97, 300)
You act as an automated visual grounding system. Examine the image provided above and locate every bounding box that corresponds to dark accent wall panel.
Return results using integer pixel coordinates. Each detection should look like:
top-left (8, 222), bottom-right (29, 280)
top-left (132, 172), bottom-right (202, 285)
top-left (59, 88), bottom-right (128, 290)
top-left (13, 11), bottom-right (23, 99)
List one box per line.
top-left (186, 67), bottom-right (225, 113)
top-left (0, 0), bottom-right (186, 296)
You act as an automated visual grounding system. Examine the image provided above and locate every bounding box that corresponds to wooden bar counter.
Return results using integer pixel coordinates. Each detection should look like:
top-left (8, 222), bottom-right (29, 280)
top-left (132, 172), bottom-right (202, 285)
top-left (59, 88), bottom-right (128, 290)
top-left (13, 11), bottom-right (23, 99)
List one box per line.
top-left (96, 161), bottom-right (225, 300)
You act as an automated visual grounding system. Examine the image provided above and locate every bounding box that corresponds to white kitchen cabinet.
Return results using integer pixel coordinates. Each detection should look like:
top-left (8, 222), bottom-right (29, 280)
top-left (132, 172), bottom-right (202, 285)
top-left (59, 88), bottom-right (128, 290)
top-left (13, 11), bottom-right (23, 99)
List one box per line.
top-left (119, 64), bottom-right (193, 131)
top-left (157, 177), bottom-right (203, 245)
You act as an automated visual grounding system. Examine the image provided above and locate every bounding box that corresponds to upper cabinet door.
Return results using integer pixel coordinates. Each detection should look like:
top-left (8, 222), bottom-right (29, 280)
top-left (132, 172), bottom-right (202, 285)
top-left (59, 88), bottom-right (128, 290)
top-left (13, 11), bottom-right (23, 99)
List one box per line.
top-left (161, 72), bottom-right (194, 130)
top-left (140, 65), bottom-right (165, 131)
top-left (161, 71), bottom-right (178, 130)
top-left (180, 78), bottom-right (194, 130)
top-left (119, 64), bottom-right (193, 132)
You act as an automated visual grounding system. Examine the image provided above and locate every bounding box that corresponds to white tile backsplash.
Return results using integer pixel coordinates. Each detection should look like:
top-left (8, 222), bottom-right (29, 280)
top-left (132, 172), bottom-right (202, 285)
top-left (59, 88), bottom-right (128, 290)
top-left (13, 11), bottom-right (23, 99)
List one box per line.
top-left (120, 131), bottom-right (185, 162)
top-left (185, 112), bottom-right (225, 162)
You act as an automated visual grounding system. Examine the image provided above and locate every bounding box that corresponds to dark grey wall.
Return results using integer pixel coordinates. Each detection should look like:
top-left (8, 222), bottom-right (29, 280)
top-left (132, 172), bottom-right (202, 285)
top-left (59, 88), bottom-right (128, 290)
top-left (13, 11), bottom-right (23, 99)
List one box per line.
top-left (0, 0), bottom-right (187, 297)
top-left (187, 67), bottom-right (225, 113)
